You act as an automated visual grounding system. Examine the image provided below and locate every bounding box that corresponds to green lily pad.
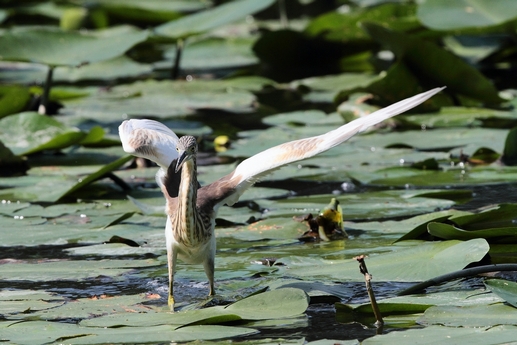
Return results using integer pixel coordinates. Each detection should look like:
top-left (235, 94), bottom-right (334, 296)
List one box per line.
top-left (363, 22), bottom-right (503, 104)
top-left (360, 165), bottom-right (517, 188)
top-left (0, 259), bottom-right (159, 281)
top-left (485, 279), bottom-right (517, 308)
top-left (0, 85), bottom-right (31, 119)
top-left (0, 26), bottom-right (148, 67)
top-left (338, 288), bottom-right (504, 318)
top-left (417, 0), bottom-right (517, 30)
top-left (0, 290), bottom-right (66, 315)
top-left (161, 37), bottom-right (258, 70)
top-left (261, 190), bottom-right (455, 221)
top-left (15, 294), bottom-right (156, 321)
top-left (305, 2), bottom-right (419, 43)
top-left (1, 320), bottom-right (257, 345)
top-left (62, 79), bottom-right (257, 119)
top-left (81, 288), bottom-right (308, 327)
top-left (362, 325), bottom-right (517, 345)
top-left (501, 126), bottom-right (517, 165)
top-left (291, 73), bottom-right (380, 93)
top-left (277, 239), bottom-right (489, 282)
top-left (394, 210), bottom-right (469, 242)
top-left (218, 217), bottom-right (307, 241)
top-left (54, 56), bottom-right (152, 82)
top-left (94, 0), bottom-right (206, 25)
top-left (451, 203), bottom-right (517, 230)
top-left (64, 243), bottom-right (158, 257)
top-left (400, 106), bottom-right (517, 129)
top-left (418, 303), bottom-right (517, 327)
top-left (0, 112), bottom-right (86, 156)
top-left (428, 222), bottom-right (517, 243)
top-left (0, 155), bottom-right (131, 202)
top-left (155, 0), bottom-right (275, 39)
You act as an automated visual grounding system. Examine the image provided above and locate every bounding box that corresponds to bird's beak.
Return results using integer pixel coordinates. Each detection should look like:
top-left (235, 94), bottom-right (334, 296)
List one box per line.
top-left (175, 151), bottom-right (187, 173)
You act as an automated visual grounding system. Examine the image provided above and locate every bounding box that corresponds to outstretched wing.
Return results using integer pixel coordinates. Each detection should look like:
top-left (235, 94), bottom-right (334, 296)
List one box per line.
top-left (119, 119), bottom-right (179, 170)
top-left (119, 119), bottom-right (183, 197)
top-left (202, 87), bottom-right (445, 208)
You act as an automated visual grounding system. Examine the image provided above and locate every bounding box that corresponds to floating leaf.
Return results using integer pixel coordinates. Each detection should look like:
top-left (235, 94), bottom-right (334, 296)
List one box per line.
top-left (161, 37), bottom-right (258, 70)
top-left (95, 0), bottom-right (205, 25)
top-left (277, 239), bottom-right (489, 282)
top-left (485, 279), bottom-right (517, 308)
top-left (81, 288), bottom-right (308, 327)
top-left (155, 0), bottom-right (275, 39)
top-left (0, 112), bottom-right (85, 156)
top-left (54, 56), bottom-right (152, 82)
top-left (363, 325), bottom-right (517, 345)
top-left (0, 26), bottom-right (148, 66)
top-left (306, 2), bottom-right (419, 43)
top-left (0, 85), bottom-right (31, 119)
top-left (501, 126), bottom-right (517, 165)
top-left (362, 22), bottom-right (503, 104)
top-left (62, 79), bottom-right (257, 119)
top-left (428, 222), bottom-right (517, 243)
top-left (418, 303), bottom-right (517, 327)
top-left (417, 0), bottom-right (517, 30)
top-left (0, 259), bottom-right (159, 281)
top-left (1, 321), bottom-right (257, 345)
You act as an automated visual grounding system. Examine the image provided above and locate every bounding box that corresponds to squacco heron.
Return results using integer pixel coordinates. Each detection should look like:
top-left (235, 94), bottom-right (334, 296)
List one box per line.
top-left (119, 87), bottom-right (444, 310)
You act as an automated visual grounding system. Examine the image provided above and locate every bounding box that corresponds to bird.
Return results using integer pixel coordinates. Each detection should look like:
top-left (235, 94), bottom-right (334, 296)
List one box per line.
top-left (119, 87), bottom-right (445, 310)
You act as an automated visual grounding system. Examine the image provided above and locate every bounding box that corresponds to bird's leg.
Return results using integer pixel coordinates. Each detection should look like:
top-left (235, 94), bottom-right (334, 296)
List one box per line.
top-left (203, 256), bottom-right (215, 296)
top-left (167, 249), bottom-right (178, 311)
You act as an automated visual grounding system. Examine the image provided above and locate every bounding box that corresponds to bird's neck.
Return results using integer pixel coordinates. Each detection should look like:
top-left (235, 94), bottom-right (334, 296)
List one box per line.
top-left (175, 158), bottom-right (201, 244)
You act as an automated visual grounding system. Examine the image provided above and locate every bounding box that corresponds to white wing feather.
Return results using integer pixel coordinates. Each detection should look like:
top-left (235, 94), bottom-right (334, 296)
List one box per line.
top-left (220, 87), bottom-right (445, 206)
top-left (119, 119), bottom-right (179, 170)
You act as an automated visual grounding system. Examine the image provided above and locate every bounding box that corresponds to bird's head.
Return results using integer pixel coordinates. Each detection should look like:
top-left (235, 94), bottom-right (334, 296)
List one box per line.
top-left (175, 135), bottom-right (198, 173)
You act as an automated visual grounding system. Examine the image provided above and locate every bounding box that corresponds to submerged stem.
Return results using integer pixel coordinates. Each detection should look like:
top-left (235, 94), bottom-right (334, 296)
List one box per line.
top-left (278, 0), bottom-right (289, 28)
top-left (171, 38), bottom-right (184, 80)
top-left (38, 66), bottom-right (54, 115)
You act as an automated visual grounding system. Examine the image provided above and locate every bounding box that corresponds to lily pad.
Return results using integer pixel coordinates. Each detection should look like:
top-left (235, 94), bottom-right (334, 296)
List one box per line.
top-left (338, 288), bottom-right (504, 318)
top-left (418, 303), bottom-right (517, 327)
top-left (0, 155), bottom-right (132, 202)
top-left (81, 288), bottom-right (308, 327)
top-left (0, 290), bottom-right (66, 315)
top-left (54, 56), bottom-right (152, 82)
top-left (261, 190), bottom-right (455, 221)
top-left (428, 222), bottom-right (517, 243)
top-left (0, 112), bottom-right (86, 156)
top-left (62, 79), bottom-right (257, 119)
top-left (485, 279), bottom-right (517, 308)
top-left (276, 239), bottom-right (489, 282)
top-left (363, 22), bottom-right (503, 104)
top-left (363, 325), bottom-right (517, 345)
top-left (155, 0), bottom-right (275, 39)
top-left (0, 259), bottom-right (159, 281)
top-left (0, 85), bottom-right (31, 119)
top-left (161, 37), bottom-right (259, 70)
top-left (1, 321), bottom-right (257, 345)
top-left (417, 0), bottom-right (517, 30)
top-left (0, 26), bottom-right (148, 67)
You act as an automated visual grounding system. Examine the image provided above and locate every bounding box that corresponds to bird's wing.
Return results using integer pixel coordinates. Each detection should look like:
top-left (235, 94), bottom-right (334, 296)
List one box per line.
top-left (119, 119), bottom-right (179, 170)
top-left (202, 87), bottom-right (445, 208)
